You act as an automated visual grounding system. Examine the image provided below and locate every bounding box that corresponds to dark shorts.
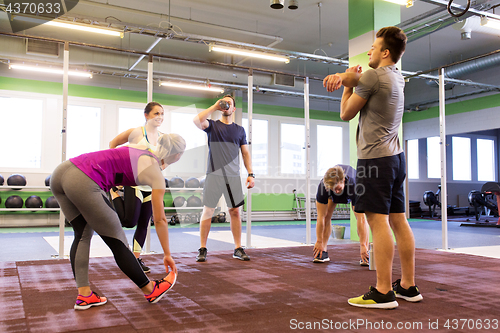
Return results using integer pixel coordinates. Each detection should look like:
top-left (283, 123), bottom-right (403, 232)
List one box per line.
top-left (202, 174), bottom-right (244, 209)
top-left (354, 152), bottom-right (406, 215)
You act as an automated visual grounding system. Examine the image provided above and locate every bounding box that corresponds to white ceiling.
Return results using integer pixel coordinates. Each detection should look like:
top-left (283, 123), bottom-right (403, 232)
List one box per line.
top-left (0, 0), bottom-right (499, 111)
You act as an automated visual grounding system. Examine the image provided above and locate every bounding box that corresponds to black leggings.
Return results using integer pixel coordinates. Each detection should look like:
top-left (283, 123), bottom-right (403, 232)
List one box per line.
top-left (113, 186), bottom-right (152, 253)
top-left (51, 161), bottom-right (149, 289)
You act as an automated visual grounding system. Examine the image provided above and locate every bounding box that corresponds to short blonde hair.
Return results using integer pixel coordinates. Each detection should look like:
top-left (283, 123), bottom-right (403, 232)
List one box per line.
top-left (323, 166), bottom-right (344, 190)
top-left (156, 133), bottom-right (186, 163)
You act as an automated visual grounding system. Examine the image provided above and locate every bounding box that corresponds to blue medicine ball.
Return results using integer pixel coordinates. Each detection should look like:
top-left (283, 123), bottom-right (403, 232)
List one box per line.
top-left (7, 174), bottom-right (27, 188)
top-left (45, 196), bottom-right (60, 208)
top-left (185, 177), bottom-right (201, 188)
top-left (169, 177), bottom-right (184, 188)
top-left (5, 195), bottom-right (24, 208)
top-left (25, 195), bottom-right (43, 209)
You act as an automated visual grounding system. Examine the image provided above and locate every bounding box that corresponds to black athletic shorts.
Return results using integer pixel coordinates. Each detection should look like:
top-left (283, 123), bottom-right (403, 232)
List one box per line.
top-left (202, 174), bottom-right (244, 209)
top-left (354, 152), bottom-right (406, 215)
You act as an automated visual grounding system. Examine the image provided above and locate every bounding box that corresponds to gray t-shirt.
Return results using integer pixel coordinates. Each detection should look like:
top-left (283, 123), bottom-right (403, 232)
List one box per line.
top-left (354, 65), bottom-right (405, 159)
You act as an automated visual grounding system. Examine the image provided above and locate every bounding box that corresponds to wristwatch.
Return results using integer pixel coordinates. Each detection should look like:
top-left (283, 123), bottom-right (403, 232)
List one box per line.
top-left (248, 173), bottom-right (255, 178)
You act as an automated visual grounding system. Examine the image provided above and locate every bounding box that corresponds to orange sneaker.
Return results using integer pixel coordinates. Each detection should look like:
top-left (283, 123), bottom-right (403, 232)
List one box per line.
top-left (144, 271), bottom-right (177, 304)
top-left (74, 291), bottom-right (107, 310)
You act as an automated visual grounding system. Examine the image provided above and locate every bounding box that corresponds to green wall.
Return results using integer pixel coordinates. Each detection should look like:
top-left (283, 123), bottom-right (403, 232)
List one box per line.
top-left (403, 94), bottom-right (500, 123)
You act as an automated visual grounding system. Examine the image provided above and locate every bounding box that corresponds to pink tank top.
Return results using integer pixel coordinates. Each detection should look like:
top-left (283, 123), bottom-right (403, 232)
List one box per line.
top-left (70, 147), bottom-right (159, 192)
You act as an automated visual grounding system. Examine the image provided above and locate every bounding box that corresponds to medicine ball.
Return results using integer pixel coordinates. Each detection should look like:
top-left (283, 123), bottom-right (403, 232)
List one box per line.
top-left (186, 195), bottom-right (202, 207)
top-left (45, 196), bottom-right (60, 208)
top-left (25, 195), bottom-right (43, 209)
top-left (45, 175), bottom-right (51, 186)
top-left (200, 177), bottom-right (206, 188)
top-left (7, 174), bottom-right (27, 188)
top-left (185, 177), bottom-right (200, 188)
top-left (165, 178), bottom-right (169, 188)
top-left (0, 174), bottom-right (4, 186)
top-left (5, 195), bottom-right (24, 208)
top-left (169, 177), bottom-right (184, 188)
top-left (173, 196), bottom-right (186, 207)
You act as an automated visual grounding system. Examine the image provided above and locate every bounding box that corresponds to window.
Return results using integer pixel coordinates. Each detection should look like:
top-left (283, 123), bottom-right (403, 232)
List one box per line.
top-left (477, 138), bottom-right (495, 181)
top-left (317, 125), bottom-right (342, 177)
top-left (281, 123), bottom-right (305, 175)
top-left (452, 137), bottom-right (471, 181)
top-left (171, 112), bottom-right (207, 151)
top-left (167, 111), bottom-right (208, 175)
top-left (407, 139), bottom-right (419, 179)
top-left (0, 97), bottom-right (43, 168)
top-left (118, 107), bottom-right (144, 133)
top-left (67, 105), bottom-right (101, 158)
top-left (242, 118), bottom-right (268, 175)
top-left (427, 136), bottom-right (441, 178)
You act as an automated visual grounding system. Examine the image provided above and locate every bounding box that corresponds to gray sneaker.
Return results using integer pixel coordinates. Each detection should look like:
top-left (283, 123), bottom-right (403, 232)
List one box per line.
top-left (138, 257), bottom-right (151, 273)
top-left (233, 247), bottom-right (250, 261)
top-left (196, 247), bottom-right (207, 262)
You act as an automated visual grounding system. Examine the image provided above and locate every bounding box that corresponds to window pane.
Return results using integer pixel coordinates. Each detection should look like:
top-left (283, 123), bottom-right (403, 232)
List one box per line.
top-left (427, 136), bottom-right (441, 178)
top-left (477, 139), bottom-right (495, 181)
top-left (171, 112), bottom-right (207, 150)
top-left (407, 139), bottom-right (419, 179)
top-left (242, 118), bottom-right (268, 176)
top-left (118, 107), bottom-right (144, 133)
top-left (167, 111), bottom-right (208, 175)
top-left (67, 105), bottom-right (101, 158)
top-left (281, 123), bottom-right (305, 175)
top-left (452, 137), bottom-right (471, 181)
top-left (0, 97), bottom-right (43, 168)
top-left (317, 125), bottom-right (342, 177)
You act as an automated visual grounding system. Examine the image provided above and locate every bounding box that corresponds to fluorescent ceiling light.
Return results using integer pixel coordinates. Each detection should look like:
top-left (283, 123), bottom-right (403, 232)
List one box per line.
top-left (383, 0), bottom-right (414, 7)
top-left (481, 16), bottom-right (500, 30)
top-left (13, 15), bottom-right (124, 37)
top-left (9, 64), bottom-right (93, 78)
top-left (159, 81), bottom-right (224, 93)
top-left (209, 44), bottom-right (290, 64)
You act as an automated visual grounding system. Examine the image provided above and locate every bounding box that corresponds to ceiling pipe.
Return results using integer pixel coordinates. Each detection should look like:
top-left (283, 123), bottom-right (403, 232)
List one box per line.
top-left (78, 0), bottom-right (283, 42)
top-left (128, 37), bottom-right (162, 71)
top-left (424, 52), bottom-right (500, 88)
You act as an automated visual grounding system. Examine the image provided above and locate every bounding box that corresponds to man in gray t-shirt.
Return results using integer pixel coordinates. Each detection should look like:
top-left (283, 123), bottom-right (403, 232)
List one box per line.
top-left (323, 26), bottom-right (422, 309)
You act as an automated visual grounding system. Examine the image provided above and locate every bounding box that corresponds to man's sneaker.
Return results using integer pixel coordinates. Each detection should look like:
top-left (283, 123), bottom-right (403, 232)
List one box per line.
top-left (348, 286), bottom-right (399, 309)
top-left (313, 251), bottom-right (330, 263)
top-left (138, 257), bottom-right (151, 273)
top-left (196, 247), bottom-right (207, 262)
top-left (144, 271), bottom-right (177, 304)
top-left (74, 291), bottom-right (107, 310)
top-left (233, 247), bottom-right (250, 261)
top-left (392, 279), bottom-right (423, 302)
top-left (359, 259), bottom-right (369, 266)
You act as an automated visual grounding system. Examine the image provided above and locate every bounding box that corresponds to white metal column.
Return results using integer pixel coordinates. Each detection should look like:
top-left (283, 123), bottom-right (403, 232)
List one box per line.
top-left (439, 67), bottom-right (448, 250)
top-left (304, 77), bottom-right (311, 245)
top-left (58, 42), bottom-right (69, 259)
top-left (246, 69), bottom-right (253, 248)
top-left (145, 54), bottom-right (154, 253)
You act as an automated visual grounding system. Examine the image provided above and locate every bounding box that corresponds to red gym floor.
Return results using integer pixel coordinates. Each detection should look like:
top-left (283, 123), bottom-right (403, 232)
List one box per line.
top-left (1, 244), bottom-right (499, 332)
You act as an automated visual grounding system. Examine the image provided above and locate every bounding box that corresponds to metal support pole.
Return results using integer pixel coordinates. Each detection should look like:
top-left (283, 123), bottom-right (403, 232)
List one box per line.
top-left (58, 42), bottom-right (69, 259)
top-left (246, 69), bottom-right (253, 248)
top-left (304, 77), bottom-right (311, 245)
top-left (439, 67), bottom-right (448, 250)
top-left (145, 54), bottom-right (154, 254)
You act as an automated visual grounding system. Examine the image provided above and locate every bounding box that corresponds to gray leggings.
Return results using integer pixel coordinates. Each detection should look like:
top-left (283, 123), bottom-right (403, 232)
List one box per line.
top-left (51, 160), bottom-right (149, 289)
